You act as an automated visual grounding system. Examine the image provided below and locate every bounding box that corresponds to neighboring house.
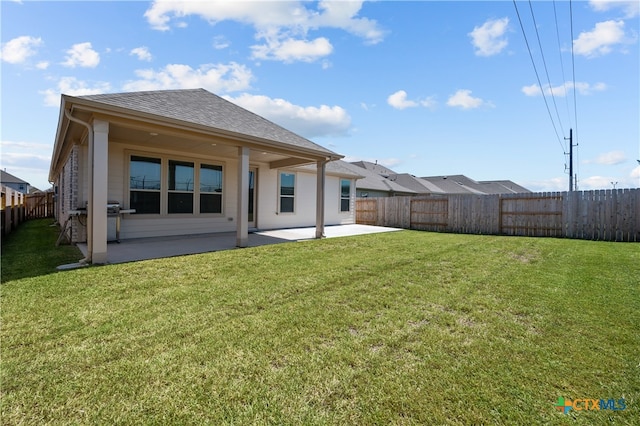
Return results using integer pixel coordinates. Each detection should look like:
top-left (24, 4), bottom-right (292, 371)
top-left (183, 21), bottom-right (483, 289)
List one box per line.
top-left (49, 88), bottom-right (357, 264)
top-left (349, 161), bottom-right (530, 196)
top-left (418, 175), bottom-right (531, 195)
top-left (1, 170), bottom-right (31, 194)
top-left (341, 161), bottom-right (416, 198)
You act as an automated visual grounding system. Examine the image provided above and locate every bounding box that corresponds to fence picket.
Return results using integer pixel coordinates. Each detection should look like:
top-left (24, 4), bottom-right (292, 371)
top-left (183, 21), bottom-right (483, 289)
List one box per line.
top-left (356, 189), bottom-right (639, 242)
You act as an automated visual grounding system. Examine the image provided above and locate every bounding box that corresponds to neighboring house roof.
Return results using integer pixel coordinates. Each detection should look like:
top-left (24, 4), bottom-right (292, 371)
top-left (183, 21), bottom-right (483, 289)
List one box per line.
top-left (340, 162), bottom-right (416, 194)
top-left (419, 175), bottom-right (531, 194)
top-left (1, 170), bottom-right (29, 186)
top-left (349, 160), bottom-right (399, 177)
top-left (388, 173), bottom-right (443, 194)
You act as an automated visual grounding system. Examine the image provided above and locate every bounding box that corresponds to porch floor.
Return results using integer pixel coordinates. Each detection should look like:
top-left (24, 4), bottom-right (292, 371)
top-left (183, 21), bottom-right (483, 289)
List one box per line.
top-left (75, 224), bottom-right (401, 265)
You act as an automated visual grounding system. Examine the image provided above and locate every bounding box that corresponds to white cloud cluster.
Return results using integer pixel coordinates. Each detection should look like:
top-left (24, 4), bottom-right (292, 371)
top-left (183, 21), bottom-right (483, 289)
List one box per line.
top-left (446, 89), bottom-right (491, 110)
top-left (41, 77), bottom-right (111, 107)
top-left (468, 17), bottom-right (509, 57)
top-left (62, 42), bottom-right (100, 68)
top-left (130, 46), bottom-right (152, 62)
top-left (585, 150), bottom-right (627, 165)
top-left (387, 90), bottom-right (435, 110)
top-left (0, 35), bottom-right (42, 64)
top-left (573, 20), bottom-right (633, 57)
top-left (251, 36), bottom-right (333, 63)
top-left (144, 0), bottom-right (384, 63)
top-left (225, 93), bottom-right (351, 138)
top-left (521, 81), bottom-right (607, 97)
top-left (122, 62), bottom-right (253, 93)
top-left (589, 0), bottom-right (640, 18)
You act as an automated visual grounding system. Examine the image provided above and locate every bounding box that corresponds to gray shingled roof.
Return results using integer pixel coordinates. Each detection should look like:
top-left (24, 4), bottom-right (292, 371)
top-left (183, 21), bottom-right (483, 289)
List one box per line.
top-left (77, 89), bottom-right (338, 157)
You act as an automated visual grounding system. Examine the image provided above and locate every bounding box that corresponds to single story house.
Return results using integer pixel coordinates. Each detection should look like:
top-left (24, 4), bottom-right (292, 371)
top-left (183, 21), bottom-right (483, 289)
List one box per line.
top-left (49, 88), bottom-right (359, 264)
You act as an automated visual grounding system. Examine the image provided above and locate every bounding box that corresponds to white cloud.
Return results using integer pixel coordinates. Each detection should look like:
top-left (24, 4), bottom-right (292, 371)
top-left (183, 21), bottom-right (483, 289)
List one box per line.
top-left (62, 42), bottom-right (100, 68)
top-left (585, 150), bottom-right (627, 165)
top-left (122, 62), bottom-right (253, 93)
top-left (41, 77), bottom-right (111, 107)
top-left (130, 46), bottom-right (152, 62)
top-left (251, 37), bottom-right (333, 63)
top-left (388, 90), bottom-right (417, 110)
top-left (387, 90), bottom-right (436, 110)
top-left (573, 20), bottom-right (630, 57)
top-left (446, 89), bottom-right (489, 109)
top-left (589, 0), bottom-right (639, 18)
top-left (36, 61), bottom-right (49, 70)
top-left (224, 93), bottom-right (351, 138)
top-left (212, 36), bottom-right (230, 50)
top-left (521, 81), bottom-right (607, 97)
top-left (468, 17), bottom-right (509, 57)
top-left (144, 0), bottom-right (384, 63)
top-left (0, 35), bottom-right (43, 64)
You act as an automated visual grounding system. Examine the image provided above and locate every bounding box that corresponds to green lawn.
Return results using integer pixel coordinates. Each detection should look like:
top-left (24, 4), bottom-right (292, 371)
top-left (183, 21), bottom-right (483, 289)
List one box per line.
top-left (2, 219), bottom-right (639, 425)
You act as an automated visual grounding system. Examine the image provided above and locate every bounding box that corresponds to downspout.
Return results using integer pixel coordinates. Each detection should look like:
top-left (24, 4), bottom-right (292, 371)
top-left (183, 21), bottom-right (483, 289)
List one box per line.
top-left (64, 108), bottom-right (93, 264)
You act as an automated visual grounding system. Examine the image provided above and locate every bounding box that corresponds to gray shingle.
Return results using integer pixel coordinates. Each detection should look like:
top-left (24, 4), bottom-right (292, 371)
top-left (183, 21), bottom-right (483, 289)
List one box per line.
top-left (77, 89), bottom-right (338, 156)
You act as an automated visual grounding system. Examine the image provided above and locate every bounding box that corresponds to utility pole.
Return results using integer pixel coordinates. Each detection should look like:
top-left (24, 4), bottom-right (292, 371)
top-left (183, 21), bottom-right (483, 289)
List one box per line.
top-left (566, 128), bottom-right (574, 192)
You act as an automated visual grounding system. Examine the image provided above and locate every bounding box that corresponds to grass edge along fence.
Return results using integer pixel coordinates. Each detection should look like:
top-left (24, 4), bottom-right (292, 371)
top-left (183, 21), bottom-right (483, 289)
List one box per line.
top-left (356, 188), bottom-right (640, 242)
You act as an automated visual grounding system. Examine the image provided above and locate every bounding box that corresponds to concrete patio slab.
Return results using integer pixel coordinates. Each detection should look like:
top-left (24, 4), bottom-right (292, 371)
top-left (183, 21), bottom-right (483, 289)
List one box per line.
top-left (72, 224), bottom-right (401, 265)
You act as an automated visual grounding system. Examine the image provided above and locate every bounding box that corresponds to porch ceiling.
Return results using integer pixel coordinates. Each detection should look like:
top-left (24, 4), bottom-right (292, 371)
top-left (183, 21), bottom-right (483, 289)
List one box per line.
top-left (105, 121), bottom-right (318, 167)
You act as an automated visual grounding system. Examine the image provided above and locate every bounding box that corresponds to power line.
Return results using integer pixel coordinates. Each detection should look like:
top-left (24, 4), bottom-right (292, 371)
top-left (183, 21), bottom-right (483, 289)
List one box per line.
top-left (512, 0), bottom-right (566, 155)
top-left (552, 0), bottom-right (574, 130)
top-left (528, 0), bottom-right (566, 143)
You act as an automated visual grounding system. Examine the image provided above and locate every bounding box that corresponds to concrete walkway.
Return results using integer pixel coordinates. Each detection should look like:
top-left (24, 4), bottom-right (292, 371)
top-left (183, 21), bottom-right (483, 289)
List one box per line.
top-left (73, 224), bottom-right (401, 265)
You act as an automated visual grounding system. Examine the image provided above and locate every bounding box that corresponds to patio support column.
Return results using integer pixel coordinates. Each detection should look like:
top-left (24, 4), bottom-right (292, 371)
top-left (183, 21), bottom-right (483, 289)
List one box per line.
top-left (236, 146), bottom-right (249, 247)
top-left (315, 159), bottom-right (328, 239)
top-left (90, 119), bottom-right (109, 264)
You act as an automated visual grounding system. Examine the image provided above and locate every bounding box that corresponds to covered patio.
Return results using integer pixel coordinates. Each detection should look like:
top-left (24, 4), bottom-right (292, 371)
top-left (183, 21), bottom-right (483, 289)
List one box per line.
top-left (70, 224), bottom-right (401, 265)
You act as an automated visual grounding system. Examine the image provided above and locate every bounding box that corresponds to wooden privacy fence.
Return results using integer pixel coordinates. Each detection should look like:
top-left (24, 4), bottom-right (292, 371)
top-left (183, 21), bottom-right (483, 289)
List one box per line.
top-left (1, 186), bottom-right (26, 237)
top-left (26, 191), bottom-right (54, 219)
top-left (356, 189), bottom-right (640, 242)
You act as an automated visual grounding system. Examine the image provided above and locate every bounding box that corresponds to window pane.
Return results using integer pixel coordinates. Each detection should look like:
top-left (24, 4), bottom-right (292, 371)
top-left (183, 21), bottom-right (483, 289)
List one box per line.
top-left (341, 198), bottom-right (350, 212)
top-left (200, 193), bottom-right (222, 214)
top-left (130, 191), bottom-right (160, 214)
top-left (200, 164), bottom-right (223, 193)
top-left (280, 173), bottom-right (295, 196)
top-left (130, 156), bottom-right (161, 190)
top-left (280, 196), bottom-right (294, 213)
top-left (168, 193), bottom-right (193, 214)
top-left (341, 179), bottom-right (351, 198)
top-left (169, 160), bottom-right (194, 191)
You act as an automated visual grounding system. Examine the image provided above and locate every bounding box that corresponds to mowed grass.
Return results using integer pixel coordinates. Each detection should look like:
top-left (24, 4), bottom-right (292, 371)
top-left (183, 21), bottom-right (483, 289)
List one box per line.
top-left (1, 220), bottom-right (639, 425)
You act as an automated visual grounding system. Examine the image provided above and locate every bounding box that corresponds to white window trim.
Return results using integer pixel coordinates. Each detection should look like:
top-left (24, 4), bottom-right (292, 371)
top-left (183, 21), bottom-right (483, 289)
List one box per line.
top-left (278, 171), bottom-right (296, 214)
top-left (126, 150), bottom-right (226, 217)
top-left (340, 178), bottom-right (352, 213)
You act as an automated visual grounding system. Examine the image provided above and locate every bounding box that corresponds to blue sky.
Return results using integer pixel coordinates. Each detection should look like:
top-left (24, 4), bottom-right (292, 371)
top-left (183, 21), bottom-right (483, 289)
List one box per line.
top-left (1, 0), bottom-right (638, 192)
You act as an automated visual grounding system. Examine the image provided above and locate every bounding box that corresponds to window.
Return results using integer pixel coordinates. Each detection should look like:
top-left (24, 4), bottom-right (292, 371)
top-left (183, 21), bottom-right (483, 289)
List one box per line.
top-left (340, 179), bottom-right (351, 212)
top-left (200, 164), bottom-right (223, 214)
top-left (168, 160), bottom-right (194, 214)
top-left (130, 156), bottom-right (161, 214)
top-left (279, 172), bottom-right (295, 213)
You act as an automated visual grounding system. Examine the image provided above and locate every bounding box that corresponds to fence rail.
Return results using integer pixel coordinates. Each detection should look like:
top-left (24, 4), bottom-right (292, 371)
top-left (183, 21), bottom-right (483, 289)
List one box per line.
top-left (356, 189), bottom-right (640, 242)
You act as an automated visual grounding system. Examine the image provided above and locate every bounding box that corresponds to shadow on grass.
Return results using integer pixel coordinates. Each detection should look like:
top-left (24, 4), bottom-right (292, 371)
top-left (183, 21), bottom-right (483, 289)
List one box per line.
top-left (1, 218), bottom-right (83, 283)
